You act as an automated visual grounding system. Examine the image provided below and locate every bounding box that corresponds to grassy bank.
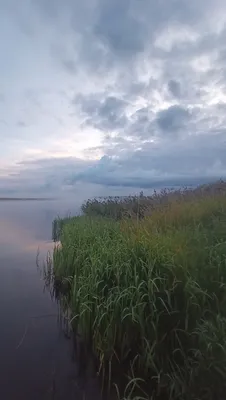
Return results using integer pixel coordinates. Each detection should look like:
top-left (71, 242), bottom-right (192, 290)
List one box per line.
top-left (49, 180), bottom-right (226, 399)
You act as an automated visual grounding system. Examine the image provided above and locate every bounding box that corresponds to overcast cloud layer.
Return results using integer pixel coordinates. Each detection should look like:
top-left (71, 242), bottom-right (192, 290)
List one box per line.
top-left (0, 0), bottom-right (226, 196)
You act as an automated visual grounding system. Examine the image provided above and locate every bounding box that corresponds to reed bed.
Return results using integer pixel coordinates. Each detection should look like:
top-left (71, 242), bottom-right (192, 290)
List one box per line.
top-left (49, 180), bottom-right (226, 399)
top-left (80, 179), bottom-right (226, 220)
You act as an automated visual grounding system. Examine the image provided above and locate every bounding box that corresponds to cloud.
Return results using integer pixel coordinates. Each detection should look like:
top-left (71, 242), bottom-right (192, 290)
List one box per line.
top-left (17, 121), bottom-right (28, 128)
top-left (93, 0), bottom-right (148, 57)
top-left (156, 105), bottom-right (191, 133)
top-left (75, 94), bottom-right (129, 131)
top-left (168, 80), bottom-right (181, 98)
top-left (61, 59), bottom-right (77, 75)
top-left (64, 128), bottom-right (226, 188)
top-left (0, 0), bottom-right (226, 197)
top-left (0, 157), bottom-right (94, 196)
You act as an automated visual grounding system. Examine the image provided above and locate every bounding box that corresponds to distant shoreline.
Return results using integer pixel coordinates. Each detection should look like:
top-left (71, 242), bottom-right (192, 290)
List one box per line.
top-left (0, 197), bottom-right (55, 201)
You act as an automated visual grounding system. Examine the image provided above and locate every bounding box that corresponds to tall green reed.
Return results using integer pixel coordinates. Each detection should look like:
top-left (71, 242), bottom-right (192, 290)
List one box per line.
top-left (48, 181), bottom-right (226, 399)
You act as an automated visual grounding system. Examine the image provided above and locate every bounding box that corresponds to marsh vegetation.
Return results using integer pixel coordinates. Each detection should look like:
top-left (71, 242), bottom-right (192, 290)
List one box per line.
top-left (45, 180), bottom-right (226, 399)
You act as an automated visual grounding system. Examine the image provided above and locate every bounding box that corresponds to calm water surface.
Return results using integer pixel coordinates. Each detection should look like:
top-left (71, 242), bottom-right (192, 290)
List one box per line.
top-left (0, 199), bottom-right (100, 400)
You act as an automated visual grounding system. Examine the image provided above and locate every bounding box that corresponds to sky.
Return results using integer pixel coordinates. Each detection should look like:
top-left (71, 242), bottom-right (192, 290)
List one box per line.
top-left (0, 0), bottom-right (226, 197)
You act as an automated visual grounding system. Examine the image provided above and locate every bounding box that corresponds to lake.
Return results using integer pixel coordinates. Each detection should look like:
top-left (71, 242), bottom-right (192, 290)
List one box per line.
top-left (0, 199), bottom-right (100, 400)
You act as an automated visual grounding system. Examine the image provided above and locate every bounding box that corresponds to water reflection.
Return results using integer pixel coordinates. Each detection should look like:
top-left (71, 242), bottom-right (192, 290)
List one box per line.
top-left (0, 199), bottom-right (100, 400)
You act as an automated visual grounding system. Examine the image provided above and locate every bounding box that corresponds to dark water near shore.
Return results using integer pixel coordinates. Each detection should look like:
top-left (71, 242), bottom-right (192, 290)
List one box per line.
top-left (0, 199), bottom-right (100, 400)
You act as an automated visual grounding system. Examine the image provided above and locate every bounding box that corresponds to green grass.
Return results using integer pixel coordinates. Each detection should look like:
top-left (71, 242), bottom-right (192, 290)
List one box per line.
top-left (48, 180), bottom-right (226, 399)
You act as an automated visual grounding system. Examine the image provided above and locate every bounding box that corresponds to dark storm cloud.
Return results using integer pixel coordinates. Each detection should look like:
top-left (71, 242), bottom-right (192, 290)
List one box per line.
top-left (68, 174), bottom-right (216, 189)
top-left (33, 0), bottom-right (215, 70)
top-left (65, 129), bottom-right (226, 188)
top-left (75, 94), bottom-right (129, 131)
top-left (92, 0), bottom-right (208, 59)
top-left (128, 107), bottom-right (155, 139)
top-left (94, 0), bottom-right (147, 56)
top-left (156, 105), bottom-right (191, 132)
top-left (168, 80), bottom-right (181, 98)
